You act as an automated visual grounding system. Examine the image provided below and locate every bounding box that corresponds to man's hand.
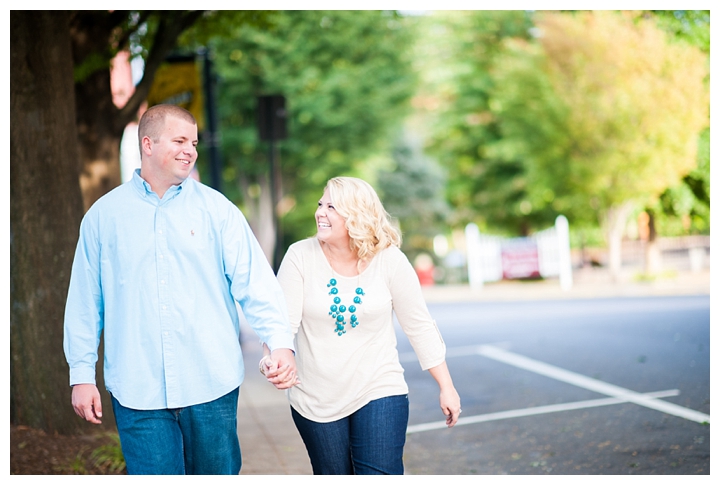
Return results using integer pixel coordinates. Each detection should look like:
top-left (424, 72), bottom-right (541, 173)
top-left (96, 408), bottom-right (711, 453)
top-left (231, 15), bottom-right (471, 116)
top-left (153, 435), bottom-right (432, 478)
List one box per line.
top-left (71, 384), bottom-right (103, 424)
top-left (265, 348), bottom-right (299, 389)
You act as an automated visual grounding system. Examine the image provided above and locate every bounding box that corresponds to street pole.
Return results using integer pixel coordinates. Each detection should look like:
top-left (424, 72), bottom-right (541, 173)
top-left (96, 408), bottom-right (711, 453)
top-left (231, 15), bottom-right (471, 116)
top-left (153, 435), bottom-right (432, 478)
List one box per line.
top-left (202, 49), bottom-right (222, 193)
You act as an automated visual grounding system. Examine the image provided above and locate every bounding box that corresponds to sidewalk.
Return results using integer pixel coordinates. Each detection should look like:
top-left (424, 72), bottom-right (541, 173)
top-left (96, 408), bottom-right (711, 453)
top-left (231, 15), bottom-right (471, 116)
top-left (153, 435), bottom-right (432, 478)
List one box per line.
top-left (235, 267), bottom-right (710, 475)
top-left (421, 267), bottom-right (711, 303)
top-left (236, 337), bottom-right (312, 475)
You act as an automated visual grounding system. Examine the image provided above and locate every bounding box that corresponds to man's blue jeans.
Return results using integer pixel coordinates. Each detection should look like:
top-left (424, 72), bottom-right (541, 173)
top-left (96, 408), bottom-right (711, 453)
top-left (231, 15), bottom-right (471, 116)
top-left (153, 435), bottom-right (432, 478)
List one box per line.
top-left (111, 388), bottom-right (241, 475)
top-left (291, 394), bottom-right (409, 475)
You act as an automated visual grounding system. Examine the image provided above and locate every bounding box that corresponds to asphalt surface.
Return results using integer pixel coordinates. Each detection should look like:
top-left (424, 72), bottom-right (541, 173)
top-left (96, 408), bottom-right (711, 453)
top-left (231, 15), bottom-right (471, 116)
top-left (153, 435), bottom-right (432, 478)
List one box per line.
top-left (399, 295), bottom-right (710, 475)
top-left (235, 267), bottom-right (711, 475)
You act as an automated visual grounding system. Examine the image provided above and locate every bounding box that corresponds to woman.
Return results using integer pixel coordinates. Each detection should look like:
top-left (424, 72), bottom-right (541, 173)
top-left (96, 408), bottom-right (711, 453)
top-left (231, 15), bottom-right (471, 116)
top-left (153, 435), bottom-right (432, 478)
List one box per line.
top-left (265, 176), bottom-right (461, 475)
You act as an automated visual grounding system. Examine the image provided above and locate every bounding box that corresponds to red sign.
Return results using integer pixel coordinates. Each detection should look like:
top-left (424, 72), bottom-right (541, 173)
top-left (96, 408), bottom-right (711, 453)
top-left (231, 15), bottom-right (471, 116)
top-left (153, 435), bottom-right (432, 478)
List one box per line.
top-left (501, 240), bottom-right (540, 279)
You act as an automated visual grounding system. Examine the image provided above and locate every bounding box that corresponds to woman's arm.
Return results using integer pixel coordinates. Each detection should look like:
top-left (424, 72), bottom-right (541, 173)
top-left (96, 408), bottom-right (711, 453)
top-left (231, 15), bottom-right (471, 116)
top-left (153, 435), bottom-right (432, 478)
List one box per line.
top-left (387, 248), bottom-right (461, 426)
top-left (428, 361), bottom-right (462, 427)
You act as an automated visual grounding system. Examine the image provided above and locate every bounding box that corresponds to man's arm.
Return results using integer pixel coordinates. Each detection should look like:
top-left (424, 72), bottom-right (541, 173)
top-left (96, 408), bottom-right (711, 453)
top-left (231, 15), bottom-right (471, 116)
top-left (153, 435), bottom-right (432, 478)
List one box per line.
top-left (222, 205), bottom-right (296, 365)
top-left (64, 213), bottom-right (104, 419)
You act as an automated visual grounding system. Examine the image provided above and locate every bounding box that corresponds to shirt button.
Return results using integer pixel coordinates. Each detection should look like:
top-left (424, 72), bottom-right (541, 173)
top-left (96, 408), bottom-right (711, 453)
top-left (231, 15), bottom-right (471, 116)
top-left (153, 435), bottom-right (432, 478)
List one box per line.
top-left (161, 280), bottom-right (165, 284)
top-left (159, 254), bottom-right (164, 259)
top-left (158, 230), bottom-right (163, 234)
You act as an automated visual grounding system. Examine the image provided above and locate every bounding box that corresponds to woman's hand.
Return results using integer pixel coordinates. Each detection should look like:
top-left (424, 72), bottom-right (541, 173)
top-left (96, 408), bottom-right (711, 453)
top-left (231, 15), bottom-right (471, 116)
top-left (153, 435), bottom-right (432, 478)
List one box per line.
top-left (262, 348), bottom-right (300, 389)
top-left (439, 386), bottom-right (462, 428)
top-left (428, 361), bottom-right (461, 427)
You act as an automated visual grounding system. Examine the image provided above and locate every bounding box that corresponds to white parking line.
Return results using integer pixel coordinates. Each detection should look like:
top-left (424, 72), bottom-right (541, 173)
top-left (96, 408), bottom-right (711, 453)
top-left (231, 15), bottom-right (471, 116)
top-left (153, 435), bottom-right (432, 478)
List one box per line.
top-left (399, 344), bottom-right (709, 432)
top-left (406, 389), bottom-right (679, 434)
top-left (477, 345), bottom-right (710, 424)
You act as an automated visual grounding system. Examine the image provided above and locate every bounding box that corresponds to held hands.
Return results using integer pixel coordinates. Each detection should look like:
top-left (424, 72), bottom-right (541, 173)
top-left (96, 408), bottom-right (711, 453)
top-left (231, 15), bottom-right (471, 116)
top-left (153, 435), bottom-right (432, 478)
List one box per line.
top-left (71, 384), bottom-right (103, 424)
top-left (261, 348), bottom-right (300, 390)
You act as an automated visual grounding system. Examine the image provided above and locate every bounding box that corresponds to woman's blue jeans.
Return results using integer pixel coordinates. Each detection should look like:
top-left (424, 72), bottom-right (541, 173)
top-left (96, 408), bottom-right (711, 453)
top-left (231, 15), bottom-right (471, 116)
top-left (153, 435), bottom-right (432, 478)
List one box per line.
top-left (291, 394), bottom-right (409, 475)
top-left (111, 388), bottom-right (241, 475)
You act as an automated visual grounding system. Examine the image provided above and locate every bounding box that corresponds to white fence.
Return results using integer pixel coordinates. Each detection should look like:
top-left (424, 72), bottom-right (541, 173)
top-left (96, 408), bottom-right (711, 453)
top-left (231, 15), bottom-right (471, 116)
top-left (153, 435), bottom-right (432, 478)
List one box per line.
top-left (465, 215), bottom-right (573, 290)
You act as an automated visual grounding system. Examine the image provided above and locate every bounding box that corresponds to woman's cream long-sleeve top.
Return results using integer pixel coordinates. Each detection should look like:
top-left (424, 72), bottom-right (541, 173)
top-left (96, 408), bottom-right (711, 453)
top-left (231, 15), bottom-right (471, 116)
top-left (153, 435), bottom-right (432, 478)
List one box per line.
top-left (276, 237), bottom-right (446, 423)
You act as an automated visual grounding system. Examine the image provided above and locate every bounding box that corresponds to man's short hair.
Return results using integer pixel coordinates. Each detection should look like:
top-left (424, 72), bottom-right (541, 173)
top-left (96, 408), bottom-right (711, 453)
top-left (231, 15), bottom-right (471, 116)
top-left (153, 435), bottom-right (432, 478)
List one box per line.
top-left (138, 104), bottom-right (197, 151)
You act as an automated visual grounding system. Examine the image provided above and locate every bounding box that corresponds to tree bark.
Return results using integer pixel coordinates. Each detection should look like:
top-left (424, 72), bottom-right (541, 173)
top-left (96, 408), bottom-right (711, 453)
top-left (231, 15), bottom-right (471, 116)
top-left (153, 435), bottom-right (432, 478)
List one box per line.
top-left (644, 209), bottom-right (662, 275)
top-left (10, 11), bottom-right (89, 434)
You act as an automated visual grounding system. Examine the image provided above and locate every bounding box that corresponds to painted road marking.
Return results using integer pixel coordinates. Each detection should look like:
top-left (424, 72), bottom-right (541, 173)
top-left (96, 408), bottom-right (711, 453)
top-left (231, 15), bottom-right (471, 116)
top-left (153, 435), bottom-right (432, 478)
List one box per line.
top-left (406, 389), bottom-right (679, 434)
top-left (476, 345), bottom-right (710, 424)
top-left (400, 344), bottom-right (709, 433)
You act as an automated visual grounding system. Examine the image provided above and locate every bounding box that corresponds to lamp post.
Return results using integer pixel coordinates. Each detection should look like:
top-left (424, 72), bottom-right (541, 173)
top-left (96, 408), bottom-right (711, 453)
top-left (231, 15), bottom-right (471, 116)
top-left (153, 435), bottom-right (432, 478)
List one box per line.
top-left (201, 49), bottom-right (222, 193)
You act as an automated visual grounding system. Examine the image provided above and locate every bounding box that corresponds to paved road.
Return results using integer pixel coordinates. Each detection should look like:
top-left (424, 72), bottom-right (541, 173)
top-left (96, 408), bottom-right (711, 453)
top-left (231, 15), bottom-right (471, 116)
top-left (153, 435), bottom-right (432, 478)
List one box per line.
top-left (235, 269), bottom-right (711, 475)
top-left (399, 295), bottom-right (710, 475)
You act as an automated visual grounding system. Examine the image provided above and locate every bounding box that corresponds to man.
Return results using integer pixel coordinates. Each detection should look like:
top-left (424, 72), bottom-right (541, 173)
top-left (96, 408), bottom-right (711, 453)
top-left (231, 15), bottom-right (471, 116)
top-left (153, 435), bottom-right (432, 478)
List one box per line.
top-left (64, 104), bottom-right (297, 475)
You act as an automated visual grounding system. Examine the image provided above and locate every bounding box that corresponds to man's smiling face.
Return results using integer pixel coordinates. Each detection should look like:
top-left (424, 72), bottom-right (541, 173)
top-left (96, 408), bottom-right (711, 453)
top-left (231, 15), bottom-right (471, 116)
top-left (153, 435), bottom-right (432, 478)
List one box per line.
top-left (151, 115), bottom-right (198, 185)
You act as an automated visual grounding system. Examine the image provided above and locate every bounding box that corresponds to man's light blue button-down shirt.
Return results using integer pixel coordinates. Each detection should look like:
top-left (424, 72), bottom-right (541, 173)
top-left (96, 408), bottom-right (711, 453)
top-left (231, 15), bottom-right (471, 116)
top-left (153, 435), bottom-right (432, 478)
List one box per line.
top-left (64, 171), bottom-right (294, 410)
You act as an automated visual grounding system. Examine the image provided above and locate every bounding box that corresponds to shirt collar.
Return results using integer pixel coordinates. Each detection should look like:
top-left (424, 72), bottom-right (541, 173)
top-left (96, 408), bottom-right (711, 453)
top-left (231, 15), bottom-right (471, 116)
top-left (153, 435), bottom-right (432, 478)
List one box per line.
top-left (131, 169), bottom-right (191, 200)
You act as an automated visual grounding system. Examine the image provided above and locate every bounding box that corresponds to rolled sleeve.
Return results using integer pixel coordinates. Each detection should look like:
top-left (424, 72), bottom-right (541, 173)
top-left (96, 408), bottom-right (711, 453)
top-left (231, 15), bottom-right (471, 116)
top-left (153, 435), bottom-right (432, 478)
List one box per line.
top-left (388, 248), bottom-right (446, 370)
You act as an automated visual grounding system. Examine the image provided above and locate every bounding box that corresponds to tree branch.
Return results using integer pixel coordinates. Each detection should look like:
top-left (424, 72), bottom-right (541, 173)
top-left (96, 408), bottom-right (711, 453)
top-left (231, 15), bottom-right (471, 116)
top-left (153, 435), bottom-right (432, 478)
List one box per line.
top-left (117, 11), bottom-right (205, 129)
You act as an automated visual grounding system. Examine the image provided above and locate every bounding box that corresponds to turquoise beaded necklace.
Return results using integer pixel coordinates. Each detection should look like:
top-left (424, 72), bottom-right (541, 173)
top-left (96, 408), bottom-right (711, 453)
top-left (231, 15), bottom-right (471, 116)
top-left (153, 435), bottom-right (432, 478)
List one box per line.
top-left (327, 276), bottom-right (365, 336)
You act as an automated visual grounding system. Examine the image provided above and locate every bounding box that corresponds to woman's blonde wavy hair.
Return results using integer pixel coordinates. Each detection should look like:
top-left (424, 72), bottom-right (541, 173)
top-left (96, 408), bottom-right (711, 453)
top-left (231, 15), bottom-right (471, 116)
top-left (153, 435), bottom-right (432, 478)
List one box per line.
top-left (325, 177), bottom-right (402, 261)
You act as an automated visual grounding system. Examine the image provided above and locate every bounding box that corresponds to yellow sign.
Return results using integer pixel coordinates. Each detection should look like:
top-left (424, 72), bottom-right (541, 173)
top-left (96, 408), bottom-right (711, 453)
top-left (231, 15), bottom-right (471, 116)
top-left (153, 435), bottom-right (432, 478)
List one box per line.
top-left (146, 59), bottom-right (205, 131)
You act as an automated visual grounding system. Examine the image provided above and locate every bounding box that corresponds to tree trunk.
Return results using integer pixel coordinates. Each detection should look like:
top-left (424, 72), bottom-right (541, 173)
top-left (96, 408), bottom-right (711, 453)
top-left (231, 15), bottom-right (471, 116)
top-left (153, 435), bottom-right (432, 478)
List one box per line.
top-left (10, 11), bottom-right (90, 434)
top-left (644, 209), bottom-right (662, 275)
top-left (602, 202), bottom-right (634, 282)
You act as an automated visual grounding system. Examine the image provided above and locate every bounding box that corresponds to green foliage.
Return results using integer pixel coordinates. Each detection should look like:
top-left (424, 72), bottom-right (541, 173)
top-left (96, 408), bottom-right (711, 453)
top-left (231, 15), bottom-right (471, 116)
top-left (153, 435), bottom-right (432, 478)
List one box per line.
top-left (55, 448), bottom-right (90, 474)
top-left (490, 12), bottom-right (707, 233)
top-left (419, 11), bottom-right (539, 235)
top-left (649, 128), bottom-right (710, 236)
top-left (569, 226), bottom-right (606, 250)
top-left (421, 10), bottom-right (709, 240)
top-left (485, 36), bottom-right (578, 229)
top-left (210, 11), bottom-right (418, 246)
top-left (89, 433), bottom-right (126, 474)
top-left (177, 11), bottom-right (280, 48)
top-left (71, 11), bottom-right (147, 83)
top-left (643, 11), bottom-right (710, 235)
top-left (73, 51), bottom-right (114, 84)
top-left (376, 133), bottom-right (449, 260)
top-left (648, 10), bottom-right (710, 53)
top-left (72, 11), bottom-right (203, 82)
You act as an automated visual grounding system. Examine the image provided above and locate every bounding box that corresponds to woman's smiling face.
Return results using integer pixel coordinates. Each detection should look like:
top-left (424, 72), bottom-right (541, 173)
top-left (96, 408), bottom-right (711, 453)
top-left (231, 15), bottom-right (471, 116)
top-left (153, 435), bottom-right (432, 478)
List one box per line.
top-left (315, 188), bottom-right (349, 245)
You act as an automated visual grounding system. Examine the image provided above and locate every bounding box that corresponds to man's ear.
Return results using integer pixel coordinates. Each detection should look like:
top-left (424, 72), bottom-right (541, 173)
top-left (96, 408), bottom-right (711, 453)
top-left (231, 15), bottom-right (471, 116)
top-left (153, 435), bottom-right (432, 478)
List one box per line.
top-left (141, 136), bottom-right (153, 156)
